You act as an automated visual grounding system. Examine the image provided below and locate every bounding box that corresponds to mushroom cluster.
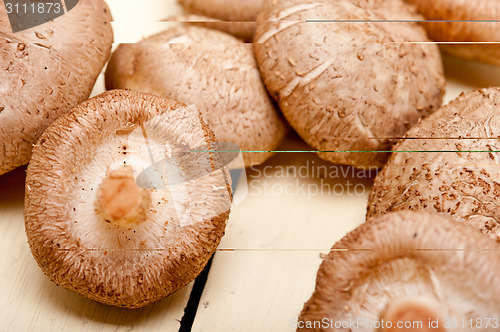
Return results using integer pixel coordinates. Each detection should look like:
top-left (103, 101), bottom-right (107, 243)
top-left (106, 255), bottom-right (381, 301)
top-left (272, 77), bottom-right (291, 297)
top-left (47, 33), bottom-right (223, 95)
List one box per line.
top-left (25, 90), bottom-right (232, 308)
top-left (368, 88), bottom-right (500, 241)
top-left (254, 0), bottom-right (445, 168)
top-left (0, 0), bottom-right (113, 175)
top-left (4, 0), bottom-right (498, 318)
top-left (105, 24), bottom-right (286, 166)
top-left (300, 211), bottom-right (500, 331)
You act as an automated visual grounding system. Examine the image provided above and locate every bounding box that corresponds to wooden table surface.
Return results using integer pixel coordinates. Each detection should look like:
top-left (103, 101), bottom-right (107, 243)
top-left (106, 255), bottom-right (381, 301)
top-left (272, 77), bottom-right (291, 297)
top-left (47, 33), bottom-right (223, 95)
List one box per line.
top-left (2, 1), bottom-right (500, 331)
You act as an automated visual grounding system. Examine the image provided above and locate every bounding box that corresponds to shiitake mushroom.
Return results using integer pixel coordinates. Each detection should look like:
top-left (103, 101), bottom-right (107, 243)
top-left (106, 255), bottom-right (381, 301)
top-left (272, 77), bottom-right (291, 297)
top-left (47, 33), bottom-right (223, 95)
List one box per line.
top-left (105, 25), bottom-right (286, 166)
top-left (404, 0), bottom-right (500, 65)
top-left (254, 0), bottom-right (445, 168)
top-left (0, 0), bottom-right (113, 175)
top-left (368, 88), bottom-right (500, 242)
top-left (299, 211), bottom-right (500, 331)
top-left (177, 0), bottom-right (263, 41)
top-left (25, 90), bottom-right (232, 308)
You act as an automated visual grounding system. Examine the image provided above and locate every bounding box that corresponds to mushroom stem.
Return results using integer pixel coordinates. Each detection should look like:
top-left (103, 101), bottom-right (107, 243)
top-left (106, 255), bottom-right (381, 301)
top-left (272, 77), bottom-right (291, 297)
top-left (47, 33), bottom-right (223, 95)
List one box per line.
top-left (96, 166), bottom-right (150, 228)
top-left (380, 298), bottom-right (447, 332)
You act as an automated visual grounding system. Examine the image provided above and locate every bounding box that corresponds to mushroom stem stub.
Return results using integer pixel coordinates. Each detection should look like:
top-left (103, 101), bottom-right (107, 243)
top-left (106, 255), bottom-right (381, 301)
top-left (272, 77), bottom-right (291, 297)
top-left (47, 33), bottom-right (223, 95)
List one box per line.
top-left (97, 166), bottom-right (150, 227)
top-left (381, 298), bottom-right (446, 332)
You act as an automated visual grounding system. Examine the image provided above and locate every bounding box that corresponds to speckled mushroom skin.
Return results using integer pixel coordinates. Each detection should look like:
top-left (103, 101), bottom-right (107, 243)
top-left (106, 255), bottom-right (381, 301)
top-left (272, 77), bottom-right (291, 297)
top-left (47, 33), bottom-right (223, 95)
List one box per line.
top-left (254, 0), bottom-right (445, 168)
top-left (0, 0), bottom-right (113, 176)
top-left (299, 211), bottom-right (500, 332)
top-left (105, 25), bottom-right (286, 166)
top-left (368, 88), bottom-right (500, 241)
top-left (25, 90), bottom-right (232, 308)
top-left (178, 0), bottom-right (263, 41)
top-left (404, 0), bottom-right (500, 65)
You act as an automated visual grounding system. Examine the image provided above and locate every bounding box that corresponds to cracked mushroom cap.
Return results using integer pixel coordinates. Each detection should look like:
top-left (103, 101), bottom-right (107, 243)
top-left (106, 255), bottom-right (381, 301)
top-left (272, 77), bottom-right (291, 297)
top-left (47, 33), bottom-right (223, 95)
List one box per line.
top-left (105, 25), bottom-right (286, 166)
top-left (254, 0), bottom-right (445, 168)
top-left (368, 87), bottom-right (500, 242)
top-left (299, 211), bottom-right (500, 332)
top-left (24, 90), bottom-right (232, 308)
top-left (177, 0), bottom-right (263, 41)
top-left (404, 0), bottom-right (500, 65)
top-left (0, 0), bottom-right (113, 175)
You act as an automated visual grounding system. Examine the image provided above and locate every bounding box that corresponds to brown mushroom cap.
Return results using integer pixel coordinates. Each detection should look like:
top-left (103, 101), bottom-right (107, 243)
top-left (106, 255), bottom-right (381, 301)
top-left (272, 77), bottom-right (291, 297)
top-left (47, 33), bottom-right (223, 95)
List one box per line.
top-left (105, 25), bottom-right (286, 166)
top-left (404, 0), bottom-right (500, 65)
top-left (177, 0), bottom-right (263, 41)
top-left (254, 0), bottom-right (445, 168)
top-left (0, 0), bottom-right (113, 175)
top-left (24, 90), bottom-right (232, 308)
top-left (368, 87), bottom-right (500, 241)
top-left (299, 211), bottom-right (500, 331)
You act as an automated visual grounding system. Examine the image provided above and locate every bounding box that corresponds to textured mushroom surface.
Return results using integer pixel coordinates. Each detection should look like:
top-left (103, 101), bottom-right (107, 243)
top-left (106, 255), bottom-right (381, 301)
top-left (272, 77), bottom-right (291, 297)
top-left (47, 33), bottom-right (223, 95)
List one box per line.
top-left (106, 25), bottom-right (286, 166)
top-left (368, 88), bottom-right (500, 241)
top-left (0, 0), bottom-right (113, 175)
top-left (177, 0), bottom-right (263, 40)
top-left (254, 0), bottom-right (445, 168)
top-left (299, 211), bottom-right (500, 331)
top-left (404, 0), bottom-right (500, 65)
top-left (25, 90), bottom-right (232, 308)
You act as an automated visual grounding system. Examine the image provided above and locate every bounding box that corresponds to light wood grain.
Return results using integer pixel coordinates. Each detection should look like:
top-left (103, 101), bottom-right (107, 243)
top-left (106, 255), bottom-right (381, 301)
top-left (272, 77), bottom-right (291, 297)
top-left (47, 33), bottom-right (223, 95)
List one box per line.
top-left (191, 136), bottom-right (372, 332)
top-left (190, 58), bottom-right (499, 332)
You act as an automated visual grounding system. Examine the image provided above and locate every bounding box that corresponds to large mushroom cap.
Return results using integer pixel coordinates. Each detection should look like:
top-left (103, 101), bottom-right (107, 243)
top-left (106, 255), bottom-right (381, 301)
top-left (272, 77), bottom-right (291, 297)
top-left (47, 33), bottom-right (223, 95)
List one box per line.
top-left (25, 90), bottom-right (232, 308)
top-left (404, 0), bottom-right (500, 65)
top-left (299, 211), bottom-right (500, 331)
top-left (368, 87), bottom-right (500, 241)
top-left (0, 0), bottom-right (113, 175)
top-left (105, 24), bottom-right (286, 166)
top-left (254, 0), bottom-right (445, 168)
top-left (177, 0), bottom-right (263, 41)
